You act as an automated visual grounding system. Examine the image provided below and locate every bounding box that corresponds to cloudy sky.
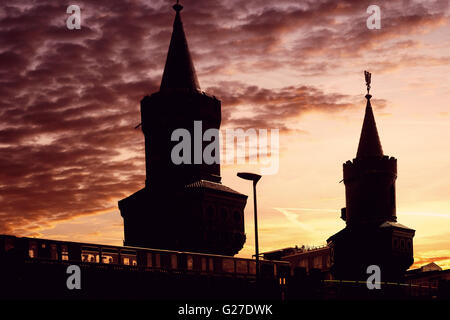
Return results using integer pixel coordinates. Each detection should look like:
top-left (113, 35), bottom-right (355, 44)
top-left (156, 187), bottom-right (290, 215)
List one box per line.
top-left (1, 0), bottom-right (449, 269)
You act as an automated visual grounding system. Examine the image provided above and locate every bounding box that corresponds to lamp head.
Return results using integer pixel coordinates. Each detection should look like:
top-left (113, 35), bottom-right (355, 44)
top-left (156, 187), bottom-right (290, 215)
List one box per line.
top-left (237, 172), bottom-right (262, 183)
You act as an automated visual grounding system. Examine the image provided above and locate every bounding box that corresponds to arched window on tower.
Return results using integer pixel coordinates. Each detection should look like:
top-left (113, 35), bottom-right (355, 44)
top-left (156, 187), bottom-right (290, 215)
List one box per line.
top-left (221, 208), bottom-right (228, 221)
top-left (206, 206), bottom-right (214, 219)
top-left (234, 210), bottom-right (241, 222)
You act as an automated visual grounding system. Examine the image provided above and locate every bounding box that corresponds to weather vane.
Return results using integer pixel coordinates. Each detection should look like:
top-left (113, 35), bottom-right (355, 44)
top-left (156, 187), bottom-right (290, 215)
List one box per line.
top-left (364, 70), bottom-right (371, 95)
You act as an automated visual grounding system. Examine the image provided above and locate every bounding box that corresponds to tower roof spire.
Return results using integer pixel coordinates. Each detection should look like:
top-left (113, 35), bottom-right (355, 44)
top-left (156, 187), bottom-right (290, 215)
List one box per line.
top-left (356, 71), bottom-right (384, 158)
top-left (160, 1), bottom-right (200, 92)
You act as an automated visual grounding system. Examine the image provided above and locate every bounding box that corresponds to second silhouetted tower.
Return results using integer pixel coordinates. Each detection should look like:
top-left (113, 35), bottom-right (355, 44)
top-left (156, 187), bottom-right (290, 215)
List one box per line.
top-left (328, 73), bottom-right (415, 281)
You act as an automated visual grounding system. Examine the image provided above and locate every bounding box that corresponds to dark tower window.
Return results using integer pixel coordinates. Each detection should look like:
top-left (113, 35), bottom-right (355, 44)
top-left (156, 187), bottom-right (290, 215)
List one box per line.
top-left (221, 208), bottom-right (228, 220)
top-left (207, 206), bottom-right (214, 218)
top-left (234, 211), bottom-right (241, 222)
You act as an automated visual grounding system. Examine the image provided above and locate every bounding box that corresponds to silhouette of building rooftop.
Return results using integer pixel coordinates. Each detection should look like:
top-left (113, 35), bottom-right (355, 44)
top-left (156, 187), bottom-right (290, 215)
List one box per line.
top-left (379, 221), bottom-right (414, 230)
top-left (185, 180), bottom-right (246, 196)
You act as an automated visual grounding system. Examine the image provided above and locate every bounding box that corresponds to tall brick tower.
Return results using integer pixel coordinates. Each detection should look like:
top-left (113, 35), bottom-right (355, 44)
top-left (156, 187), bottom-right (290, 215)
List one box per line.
top-left (327, 72), bottom-right (415, 281)
top-left (119, 2), bottom-right (247, 256)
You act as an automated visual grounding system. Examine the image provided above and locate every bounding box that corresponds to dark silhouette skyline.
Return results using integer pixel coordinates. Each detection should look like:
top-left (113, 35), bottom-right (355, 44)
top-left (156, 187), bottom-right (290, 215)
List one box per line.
top-left (119, 2), bottom-right (248, 256)
top-left (0, 1), bottom-right (449, 302)
top-left (0, 0), bottom-right (449, 273)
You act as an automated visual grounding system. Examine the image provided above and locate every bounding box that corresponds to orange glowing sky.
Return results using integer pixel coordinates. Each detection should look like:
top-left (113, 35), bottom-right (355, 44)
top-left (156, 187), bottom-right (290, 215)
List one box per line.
top-left (0, 0), bottom-right (449, 270)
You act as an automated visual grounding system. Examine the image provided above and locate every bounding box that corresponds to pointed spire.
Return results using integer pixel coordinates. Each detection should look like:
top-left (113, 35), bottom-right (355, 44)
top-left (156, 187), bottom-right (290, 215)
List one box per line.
top-left (160, 1), bottom-right (200, 92)
top-left (356, 72), bottom-right (384, 158)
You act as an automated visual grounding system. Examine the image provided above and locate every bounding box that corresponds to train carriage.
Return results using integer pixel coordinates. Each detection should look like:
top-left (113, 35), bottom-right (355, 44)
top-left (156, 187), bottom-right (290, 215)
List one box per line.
top-left (0, 234), bottom-right (289, 282)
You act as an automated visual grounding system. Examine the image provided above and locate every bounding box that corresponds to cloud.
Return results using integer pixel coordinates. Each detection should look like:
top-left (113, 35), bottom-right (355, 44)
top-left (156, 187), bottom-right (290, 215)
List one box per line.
top-left (207, 81), bottom-right (365, 131)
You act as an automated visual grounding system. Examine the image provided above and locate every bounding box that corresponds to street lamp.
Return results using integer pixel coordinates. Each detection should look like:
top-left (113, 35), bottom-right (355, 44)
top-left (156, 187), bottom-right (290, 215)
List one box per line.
top-left (237, 172), bottom-right (262, 279)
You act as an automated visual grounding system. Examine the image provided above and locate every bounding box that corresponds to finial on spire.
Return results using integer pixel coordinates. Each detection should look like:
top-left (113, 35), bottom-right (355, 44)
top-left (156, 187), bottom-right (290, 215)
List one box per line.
top-left (364, 70), bottom-right (372, 99)
top-left (160, 0), bottom-right (200, 91)
top-left (173, 0), bottom-right (183, 12)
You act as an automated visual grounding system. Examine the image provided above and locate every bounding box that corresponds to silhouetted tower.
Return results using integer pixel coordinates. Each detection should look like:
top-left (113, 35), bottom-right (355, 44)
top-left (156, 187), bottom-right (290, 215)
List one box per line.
top-left (118, 2), bottom-right (247, 255)
top-left (327, 72), bottom-right (415, 281)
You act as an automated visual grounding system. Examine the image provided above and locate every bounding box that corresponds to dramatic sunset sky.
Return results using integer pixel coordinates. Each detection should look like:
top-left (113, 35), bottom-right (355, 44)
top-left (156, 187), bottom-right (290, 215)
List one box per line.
top-left (1, 0), bottom-right (449, 269)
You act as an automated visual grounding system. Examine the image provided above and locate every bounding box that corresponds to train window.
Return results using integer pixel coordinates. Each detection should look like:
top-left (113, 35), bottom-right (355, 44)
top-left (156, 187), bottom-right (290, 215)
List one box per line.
top-left (309, 257), bottom-right (316, 270)
top-left (222, 259), bottom-right (234, 273)
top-left (201, 257), bottom-right (207, 271)
top-left (82, 246), bottom-right (100, 263)
top-left (313, 256), bottom-right (321, 268)
top-left (121, 256), bottom-right (137, 266)
top-left (155, 253), bottom-right (161, 268)
top-left (29, 241), bottom-right (38, 258)
top-left (61, 245), bottom-right (69, 261)
top-left (187, 255), bottom-right (193, 270)
top-left (213, 258), bottom-right (223, 273)
top-left (147, 253), bottom-right (153, 267)
top-left (5, 238), bottom-right (14, 252)
top-left (209, 258), bottom-right (214, 272)
top-left (101, 256), bottom-right (113, 264)
top-left (120, 249), bottom-right (137, 266)
top-left (249, 261), bottom-right (256, 275)
top-left (171, 254), bottom-right (177, 269)
top-left (193, 256), bottom-right (203, 271)
top-left (299, 259), bottom-right (307, 268)
top-left (236, 260), bottom-right (248, 274)
top-left (160, 254), bottom-right (171, 269)
top-left (50, 244), bottom-right (58, 260)
top-left (38, 242), bottom-right (51, 259)
top-left (102, 248), bottom-right (119, 264)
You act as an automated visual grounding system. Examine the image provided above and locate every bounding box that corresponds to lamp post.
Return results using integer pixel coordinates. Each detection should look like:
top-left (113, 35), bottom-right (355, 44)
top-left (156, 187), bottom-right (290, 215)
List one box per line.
top-left (237, 172), bottom-right (262, 279)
